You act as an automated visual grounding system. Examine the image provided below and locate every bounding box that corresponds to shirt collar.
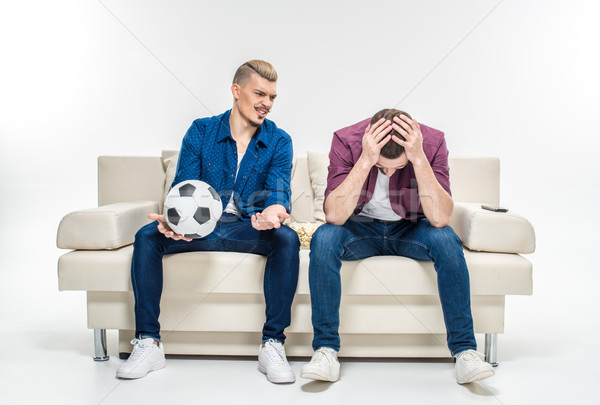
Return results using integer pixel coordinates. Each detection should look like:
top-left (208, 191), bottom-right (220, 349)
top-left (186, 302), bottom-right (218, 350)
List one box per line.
top-left (217, 109), bottom-right (269, 147)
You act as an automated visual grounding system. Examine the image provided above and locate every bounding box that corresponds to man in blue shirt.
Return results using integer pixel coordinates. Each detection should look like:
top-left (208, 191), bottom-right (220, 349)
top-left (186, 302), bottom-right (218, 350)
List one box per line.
top-left (116, 60), bottom-right (300, 384)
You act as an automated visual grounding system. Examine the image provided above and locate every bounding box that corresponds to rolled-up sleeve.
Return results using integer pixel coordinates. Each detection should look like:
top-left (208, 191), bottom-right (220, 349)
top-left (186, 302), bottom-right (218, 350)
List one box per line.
top-left (324, 132), bottom-right (355, 202)
top-left (430, 133), bottom-right (452, 196)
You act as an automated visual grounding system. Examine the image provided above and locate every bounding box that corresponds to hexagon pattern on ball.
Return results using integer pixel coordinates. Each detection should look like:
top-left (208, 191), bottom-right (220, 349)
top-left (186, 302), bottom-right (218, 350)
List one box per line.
top-left (163, 180), bottom-right (223, 238)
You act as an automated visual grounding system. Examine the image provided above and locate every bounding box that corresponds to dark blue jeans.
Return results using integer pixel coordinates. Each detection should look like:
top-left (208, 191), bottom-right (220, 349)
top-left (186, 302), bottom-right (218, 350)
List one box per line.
top-left (131, 213), bottom-right (300, 343)
top-left (308, 217), bottom-right (476, 356)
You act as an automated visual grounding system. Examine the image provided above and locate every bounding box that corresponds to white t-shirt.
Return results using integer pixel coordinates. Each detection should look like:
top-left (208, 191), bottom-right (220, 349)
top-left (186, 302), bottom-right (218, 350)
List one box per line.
top-left (224, 151), bottom-right (245, 215)
top-left (358, 169), bottom-right (403, 221)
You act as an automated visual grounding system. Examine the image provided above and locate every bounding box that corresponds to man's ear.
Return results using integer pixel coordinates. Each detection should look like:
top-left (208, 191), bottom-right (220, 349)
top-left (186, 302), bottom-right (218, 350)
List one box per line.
top-left (231, 83), bottom-right (240, 100)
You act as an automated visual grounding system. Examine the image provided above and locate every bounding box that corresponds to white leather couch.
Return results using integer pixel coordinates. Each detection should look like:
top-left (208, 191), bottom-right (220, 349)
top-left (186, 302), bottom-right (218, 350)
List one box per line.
top-left (56, 152), bottom-right (535, 364)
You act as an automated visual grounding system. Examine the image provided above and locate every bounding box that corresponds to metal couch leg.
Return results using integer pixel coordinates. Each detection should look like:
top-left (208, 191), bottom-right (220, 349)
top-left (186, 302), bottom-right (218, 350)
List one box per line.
top-left (93, 329), bottom-right (109, 361)
top-left (484, 333), bottom-right (498, 367)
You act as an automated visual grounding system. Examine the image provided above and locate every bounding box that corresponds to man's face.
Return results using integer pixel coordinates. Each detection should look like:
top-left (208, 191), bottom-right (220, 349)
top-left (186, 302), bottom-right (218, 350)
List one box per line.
top-left (232, 73), bottom-right (277, 127)
top-left (375, 153), bottom-right (409, 177)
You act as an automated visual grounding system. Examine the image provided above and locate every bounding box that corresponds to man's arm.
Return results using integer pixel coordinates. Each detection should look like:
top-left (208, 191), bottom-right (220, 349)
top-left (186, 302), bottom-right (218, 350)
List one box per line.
top-left (251, 137), bottom-right (293, 231)
top-left (392, 116), bottom-right (453, 228)
top-left (324, 118), bottom-right (393, 225)
top-left (150, 121), bottom-right (204, 242)
top-left (171, 121), bottom-right (203, 187)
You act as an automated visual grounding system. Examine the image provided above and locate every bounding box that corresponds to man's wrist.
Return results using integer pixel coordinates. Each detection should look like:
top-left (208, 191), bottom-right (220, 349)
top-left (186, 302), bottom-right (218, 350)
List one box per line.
top-left (356, 156), bottom-right (374, 172)
top-left (410, 153), bottom-right (429, 170)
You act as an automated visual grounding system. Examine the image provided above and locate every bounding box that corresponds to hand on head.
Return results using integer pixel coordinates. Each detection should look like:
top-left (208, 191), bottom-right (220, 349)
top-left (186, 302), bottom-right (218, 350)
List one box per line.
top-left (391, 115), bottom-right (425, 164)
top-left (360, 118), bottom-right (393, 167)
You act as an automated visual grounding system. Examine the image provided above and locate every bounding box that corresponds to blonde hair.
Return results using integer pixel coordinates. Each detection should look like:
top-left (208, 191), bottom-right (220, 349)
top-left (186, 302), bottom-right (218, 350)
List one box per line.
top-left (233, 59), bottom-right (278, 85)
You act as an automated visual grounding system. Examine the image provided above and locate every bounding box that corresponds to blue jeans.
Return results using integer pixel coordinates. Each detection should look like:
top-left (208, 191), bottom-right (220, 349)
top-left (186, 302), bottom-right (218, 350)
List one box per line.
top-left (131, 213), bottom-right (300, 343)
top-left (308, 217), bottom-right (476, 356)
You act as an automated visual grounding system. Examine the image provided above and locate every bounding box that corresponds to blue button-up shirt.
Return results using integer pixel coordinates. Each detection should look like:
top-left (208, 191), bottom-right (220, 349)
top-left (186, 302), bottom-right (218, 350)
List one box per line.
top-left (172, 110), bottom-right (293, 220)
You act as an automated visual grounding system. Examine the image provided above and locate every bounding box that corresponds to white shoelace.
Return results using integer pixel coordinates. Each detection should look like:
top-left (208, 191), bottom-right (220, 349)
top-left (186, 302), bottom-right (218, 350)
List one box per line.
top-left (263, 339), bottom-right (287, 365)
top-left (128, 338), bottom-right (156, 361)
top-left (457, 350), bottom-right (485, 365)
top-left (313, 348), bottom-right (335, 367)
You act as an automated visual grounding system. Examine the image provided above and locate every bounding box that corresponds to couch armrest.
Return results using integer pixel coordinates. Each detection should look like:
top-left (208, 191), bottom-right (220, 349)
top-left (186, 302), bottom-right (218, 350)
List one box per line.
top-left (57, 201), bottom-right (158, 250)
top-left (449, 202), bottom-right (536, 254)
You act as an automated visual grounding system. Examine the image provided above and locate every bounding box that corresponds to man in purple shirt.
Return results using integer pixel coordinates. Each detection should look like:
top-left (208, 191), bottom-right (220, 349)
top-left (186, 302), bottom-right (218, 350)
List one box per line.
top-left (300, 108), bottom-right (495, 384)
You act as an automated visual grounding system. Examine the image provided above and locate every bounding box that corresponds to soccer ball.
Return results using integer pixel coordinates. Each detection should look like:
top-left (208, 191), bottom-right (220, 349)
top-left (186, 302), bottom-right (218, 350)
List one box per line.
top-left (164, 180), bottom-right (223, 238)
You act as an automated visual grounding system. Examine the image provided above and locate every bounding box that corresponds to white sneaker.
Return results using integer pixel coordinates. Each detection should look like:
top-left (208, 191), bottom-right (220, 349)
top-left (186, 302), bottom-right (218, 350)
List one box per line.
top-left (116, 338), bottom-right (166, 379)
top-left (454, 349), bottom-right (495, 384)
top-left (301, 347), bottom-right (340, 382)
top-left (258, 339), bottom-right (295, 383)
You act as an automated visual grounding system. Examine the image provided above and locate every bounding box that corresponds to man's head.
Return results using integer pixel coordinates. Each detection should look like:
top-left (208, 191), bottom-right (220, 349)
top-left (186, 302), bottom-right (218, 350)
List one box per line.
top-left (231, 60), bottom-right (278, 127)
top-left (370, 108), bottom-right (412, 176)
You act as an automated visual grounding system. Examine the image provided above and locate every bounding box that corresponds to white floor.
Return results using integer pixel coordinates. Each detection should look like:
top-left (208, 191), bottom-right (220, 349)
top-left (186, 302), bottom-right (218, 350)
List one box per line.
top-left (2, 219), bottom-right (600, 405)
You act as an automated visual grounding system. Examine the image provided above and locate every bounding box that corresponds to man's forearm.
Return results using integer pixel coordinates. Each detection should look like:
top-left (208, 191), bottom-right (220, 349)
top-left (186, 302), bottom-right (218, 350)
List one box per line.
top-left (324, 157), bottom-right (372, 225)
top-left (412, 158), bottom-right (453, 227)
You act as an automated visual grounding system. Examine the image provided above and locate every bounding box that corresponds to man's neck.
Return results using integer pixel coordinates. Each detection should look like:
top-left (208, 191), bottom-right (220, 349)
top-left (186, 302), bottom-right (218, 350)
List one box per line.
top-left (229, 106), bottom-right (258, 145)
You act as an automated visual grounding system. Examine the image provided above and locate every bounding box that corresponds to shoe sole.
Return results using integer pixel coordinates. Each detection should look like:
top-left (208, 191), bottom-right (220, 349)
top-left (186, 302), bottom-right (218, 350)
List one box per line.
top-left (301, 370), bottom-right (339, 382)
top-left (116, 360), bottom-right (166, 379)
top-left (457, 369), bottom-right (495, 384)
top-left (258, 364), bottom-right (295, 384)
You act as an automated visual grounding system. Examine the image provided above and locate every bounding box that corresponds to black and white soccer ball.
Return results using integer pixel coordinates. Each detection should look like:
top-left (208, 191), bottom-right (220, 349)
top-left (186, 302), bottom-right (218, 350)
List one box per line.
top-left (164, 180), bottom-right (222, 239)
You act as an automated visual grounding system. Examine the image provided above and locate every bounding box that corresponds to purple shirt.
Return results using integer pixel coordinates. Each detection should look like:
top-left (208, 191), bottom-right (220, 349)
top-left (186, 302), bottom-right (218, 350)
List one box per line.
top-left (324, 117), bottom-right (451, 221)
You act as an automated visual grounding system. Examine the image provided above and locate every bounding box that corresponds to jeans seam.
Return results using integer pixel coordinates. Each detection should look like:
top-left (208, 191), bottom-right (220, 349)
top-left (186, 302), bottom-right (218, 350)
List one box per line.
top-left (388, 237), bottom-right (431, 255)
top-left (341, 235), bottom-right (377, 249)
top-left (265, 245), bottom-right (273, 340)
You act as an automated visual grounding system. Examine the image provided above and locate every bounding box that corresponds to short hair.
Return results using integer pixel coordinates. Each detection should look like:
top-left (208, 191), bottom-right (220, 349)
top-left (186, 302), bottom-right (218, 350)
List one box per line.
top-left (370, 108), bottom-right (413, 159)
top-left (232, 59), bottom-right (278, 85)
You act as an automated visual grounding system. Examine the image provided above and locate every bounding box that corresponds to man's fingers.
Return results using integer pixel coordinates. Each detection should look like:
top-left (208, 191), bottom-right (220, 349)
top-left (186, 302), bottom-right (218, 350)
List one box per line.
top-left (405, 115), bottom-right (418, 132)
top-left (252, 214), bottom-right (267, 230)
top-left (372, 119), bottom-right (391, 138)
top-left (373, 123), bottom-right (393, 143)
top-left (394, 115), bottom-right (415, 133)
top-left (376, 135), bottom-right (392, 149)
top-left (391, 123), bottom-right (409, 138)
top-left (391, 135), bottom-right (406, 146)
top-left (251, 215), bottom-right (261, 230)
top-left (276, 212), bottom-right (290, 219)
top-left (413, 119), bottom-right (420, 131)
top-left (368, 118), bottom-right (387, 137)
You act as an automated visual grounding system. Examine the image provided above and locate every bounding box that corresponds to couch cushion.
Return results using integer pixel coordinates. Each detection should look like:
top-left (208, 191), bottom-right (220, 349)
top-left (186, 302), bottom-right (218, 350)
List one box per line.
top-left (98, 156), bottom-right (165, 207)
top-left (450, 202), bottom-right (536, 254)
top-left (56, 201), bottom-right (158, 250)
top-left (58, 246), bottom-right (532, 296)
top-left (306, 152), bottom-right (328, 222)
top-left (289, 157), bottom-right (315, 222)
top-left (161, 150), bottom-right (179, 214)
top-left (448, 158), bottom-right (500, 205)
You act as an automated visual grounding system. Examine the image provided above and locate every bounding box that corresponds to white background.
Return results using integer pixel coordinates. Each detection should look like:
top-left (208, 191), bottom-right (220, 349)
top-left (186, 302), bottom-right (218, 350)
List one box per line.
top-left (1, 0), bottom-right (599, 404)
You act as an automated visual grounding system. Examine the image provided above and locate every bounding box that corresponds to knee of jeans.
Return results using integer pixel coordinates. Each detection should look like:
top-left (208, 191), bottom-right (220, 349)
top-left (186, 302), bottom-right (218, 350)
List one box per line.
top-left (430, 226), bottom-right (462, 250)
top-left (310, 224), bottom-right (344, 252)
top-left (134, 222), bottom-right (161, 246)
top-left (272, 225), bottom-right (301, 250)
